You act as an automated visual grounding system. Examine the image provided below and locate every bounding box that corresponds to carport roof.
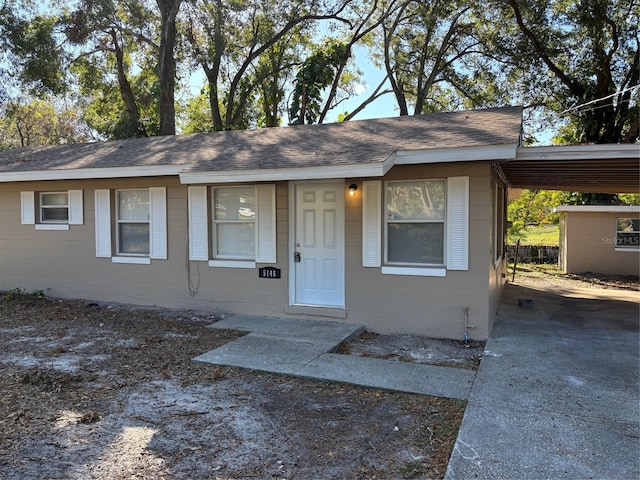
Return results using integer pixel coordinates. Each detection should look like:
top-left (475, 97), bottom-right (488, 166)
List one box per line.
top-left (500, 144), bottom-right (640, 193)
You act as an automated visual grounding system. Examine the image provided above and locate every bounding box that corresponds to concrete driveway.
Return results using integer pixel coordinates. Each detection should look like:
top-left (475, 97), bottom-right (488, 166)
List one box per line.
top-left (446, 281), bottom-right (639, 479)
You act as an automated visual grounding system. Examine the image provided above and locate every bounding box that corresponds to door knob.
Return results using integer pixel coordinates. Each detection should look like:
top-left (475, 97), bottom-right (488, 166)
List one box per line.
top-left (294, 252), bottom-right (301, 262)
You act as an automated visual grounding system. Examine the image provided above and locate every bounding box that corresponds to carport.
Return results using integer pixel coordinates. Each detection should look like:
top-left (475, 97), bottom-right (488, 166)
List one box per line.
top-left (499, 144), bottom-right (639, 193)
top-left (447, 143), bottom-right (639, 479)
top-left (446, 280), bottom-right (640, 479)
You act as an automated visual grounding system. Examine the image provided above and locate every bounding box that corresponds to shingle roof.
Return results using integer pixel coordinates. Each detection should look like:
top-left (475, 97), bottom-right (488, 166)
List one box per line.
top-left (0, 107), bottom-right (523, 175)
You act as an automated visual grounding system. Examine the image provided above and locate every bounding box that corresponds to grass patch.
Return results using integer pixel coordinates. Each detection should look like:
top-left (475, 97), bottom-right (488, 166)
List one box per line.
top-left (515, 224), bottom-right (559, 246)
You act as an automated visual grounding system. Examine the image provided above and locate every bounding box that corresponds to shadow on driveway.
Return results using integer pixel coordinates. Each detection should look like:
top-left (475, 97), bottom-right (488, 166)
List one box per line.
top-left (446, 282), bottom-right (639, 479)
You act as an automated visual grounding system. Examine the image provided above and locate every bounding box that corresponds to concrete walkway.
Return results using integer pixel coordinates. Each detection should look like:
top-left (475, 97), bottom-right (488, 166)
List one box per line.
top-left (194, 315), bottom-right (476, 400)
top-left (446, 282), bottom-right (640, 479)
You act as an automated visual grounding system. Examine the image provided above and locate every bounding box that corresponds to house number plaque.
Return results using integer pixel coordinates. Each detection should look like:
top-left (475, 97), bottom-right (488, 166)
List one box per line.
top-left (259, 266), bottom-right (281, 279)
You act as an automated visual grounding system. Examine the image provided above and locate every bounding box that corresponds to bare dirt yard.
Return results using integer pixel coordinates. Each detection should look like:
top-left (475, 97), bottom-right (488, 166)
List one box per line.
top-left (3, 267), bottom-right (634, 479)
top-left (0, 292), bottom-right (467, 480)
top-left (510, 264), bottom-right (640, 291)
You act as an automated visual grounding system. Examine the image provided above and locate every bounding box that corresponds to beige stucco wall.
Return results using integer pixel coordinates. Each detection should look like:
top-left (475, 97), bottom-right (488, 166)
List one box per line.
top-left (1, 162), bottom-right (504, 340)
top-left (559, 211), bottom-right (640, 276)
top-left (0, 177), bottom-right (290, 315)
top-left (343, 163), bottom-right (503, 340)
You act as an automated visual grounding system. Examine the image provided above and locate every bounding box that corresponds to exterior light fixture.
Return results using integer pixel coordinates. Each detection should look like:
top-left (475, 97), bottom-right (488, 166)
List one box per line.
top-left (348, 183), bottom-right (358, 196)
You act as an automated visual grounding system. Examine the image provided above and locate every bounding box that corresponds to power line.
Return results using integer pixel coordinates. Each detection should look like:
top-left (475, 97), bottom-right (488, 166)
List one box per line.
top-left (560, 85), bottom-right (639, 114)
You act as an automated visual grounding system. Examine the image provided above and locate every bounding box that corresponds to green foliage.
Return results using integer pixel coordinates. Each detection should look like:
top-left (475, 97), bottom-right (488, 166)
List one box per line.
top-left (289, 40), bottom-right (350, 125)
top-left (0, 99), bottom-right (89, 149)
top-left (1, 0), bottom-right (636, 142)
top-left (372, 0), bottom-right (506, 116)
top-left (3, 10), bottom-right (67, 95)
top-left (181, 89), bottom-right (213, 134)
top-left (619, 194), bottom-right (640, 205)
top-left (507, 189), bottom-right (569, 241)
top-left (482, 0), bottom-right (638, 144)
top-left (4, 288), bottom-right (46, 300)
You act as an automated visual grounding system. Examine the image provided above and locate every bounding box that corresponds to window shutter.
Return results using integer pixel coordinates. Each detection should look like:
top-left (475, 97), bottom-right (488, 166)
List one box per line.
top-left (188, 186), bottom-right (208, 261)
top-left (256, 184), bottom-right (277, 263)
top-left (362, 180), bottom-right (381, 267)
top-left (447, 176), bottom-right (469, 270)
top-left (95, 189), bottom-right (111, 258)
top-left (149, 187), bottom-right (167, 259)
top-left (21, 191), bottom-right (35, 224)
top-left (68, 190), bottom-right (84, 225)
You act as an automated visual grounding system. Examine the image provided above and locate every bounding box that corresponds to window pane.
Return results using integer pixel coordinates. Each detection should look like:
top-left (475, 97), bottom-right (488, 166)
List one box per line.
top-left (41, 193), bottom-right (68, 206)
top-left (617, 218), bottom-right (639, 232)
top-left (616, 218), bottom-right (640, 248)
top-left (216, 223), bottom-right (255, 257)
top-left (617, 232), bottom-right (639, 248)
top-left (42, 207), bottom-right (69, 222)
top-left (388, 223), bottom-right (444, 264)
top-left (214, 187), bottom-right (255, 220)
top-left (119, 223), bottom-right (150, 254)
top-left (387, 180), bottom-right (445, 220)
top-left (118, 190), bottom-right (149, 221)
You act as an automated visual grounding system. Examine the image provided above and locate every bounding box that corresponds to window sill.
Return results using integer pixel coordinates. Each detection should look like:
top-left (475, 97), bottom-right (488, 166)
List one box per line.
top-left (208, 260), bottom-right (256, 269)
top-left (35, 224), bottom-right (69, 231)
top-left (112, 256), bottom-right (151, 265)
top-left (381, 266), bottom-right (446, 277)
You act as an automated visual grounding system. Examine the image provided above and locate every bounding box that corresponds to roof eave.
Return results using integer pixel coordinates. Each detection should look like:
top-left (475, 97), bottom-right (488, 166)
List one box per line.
top-left (0, 164), bottom-right (191, 182)
top-left (395, 144), bottom-right (518, 164)
top-left (513, 144), bottom-right (639, 161)
top-left (179, 160), bottom-right (395, 185)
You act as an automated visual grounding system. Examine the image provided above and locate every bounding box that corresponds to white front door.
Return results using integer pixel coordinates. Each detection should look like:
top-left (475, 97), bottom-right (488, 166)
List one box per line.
top-left (293, 182), bottom-right (345, 307)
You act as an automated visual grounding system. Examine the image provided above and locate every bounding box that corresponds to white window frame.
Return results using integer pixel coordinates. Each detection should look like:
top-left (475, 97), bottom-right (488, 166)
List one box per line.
top-left (615, 217), bottom-right (640, 251)
top-left (384, 178), bottom-right (447, 268)
top-left (21, 190), bottom-right (83, 231)
top-left (363, 177), bottom-right (468, 277)
top-left (40, 192), bottom-right (69, 224)
top-left (95, 187), bottom-right (166, 264)
top-left (116, 189), bottom-right (151, 257)
top-left (211, 185), bottom-right (256, 261)
top-left (187, 184), bottom-right (276, 268)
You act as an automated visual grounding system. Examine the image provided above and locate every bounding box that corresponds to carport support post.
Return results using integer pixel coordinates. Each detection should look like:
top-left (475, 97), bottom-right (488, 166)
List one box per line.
top-left (512, 239), bottom-right (520, 282)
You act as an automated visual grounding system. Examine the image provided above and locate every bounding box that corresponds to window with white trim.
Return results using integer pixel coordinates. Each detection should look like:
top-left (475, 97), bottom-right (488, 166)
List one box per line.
top-left (385, 180), bottom-right (446, 266)
top-left (362, 177), bottom-right (468, 276)
top-left (187, 184), bottom-right (276, 267)
top-left (21, 190), bottom-right (84, 230)
top-left (117, 189), bottom-right (150, 255)
top-left (616, 218), bottom-right (639, 249)
top-left (40, 192), bottom-right (69, 223)
top-left (213, 186), bottom-right (256, 259)
top-left (95, 187), bottom-right (167, 263)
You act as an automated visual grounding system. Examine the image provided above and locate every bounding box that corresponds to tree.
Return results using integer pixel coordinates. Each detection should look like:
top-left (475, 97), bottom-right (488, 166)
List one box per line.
top-left (184, 0), bottom-right (354, 131)
top-left (373, 0), bottom-right (502, 116)
top-left (1, 2), bottom-right (67, 96)
top-left (64, 0), bottom-right (159, 138)
top-left (63, 0), bottom-right (163, 138)
top-left (156, 0), bottom-right (182, 135)
top-left (485, 0), bottom-right (638, 144)
top-left (289, 40), bottom-right (350, 124)
top-left (0, 99), bottom-right (90, 149)
top-left (507, 189), bottom-right (569, 241)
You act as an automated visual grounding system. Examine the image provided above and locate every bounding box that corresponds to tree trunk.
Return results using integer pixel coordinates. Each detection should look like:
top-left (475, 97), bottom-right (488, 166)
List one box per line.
top-left (110, 30), bottom-right (146, 137)
top-left (156, 0), bottom-right (181, 136)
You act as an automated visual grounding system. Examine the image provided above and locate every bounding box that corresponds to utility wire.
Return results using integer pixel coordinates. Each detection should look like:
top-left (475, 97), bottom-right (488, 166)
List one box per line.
top-left (560, 85), bottom-right (639, 114)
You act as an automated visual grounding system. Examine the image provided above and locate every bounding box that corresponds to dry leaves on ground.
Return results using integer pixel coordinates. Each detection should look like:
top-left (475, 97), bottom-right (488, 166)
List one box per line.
top-left (0, 293), bottom-right (465, 479)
